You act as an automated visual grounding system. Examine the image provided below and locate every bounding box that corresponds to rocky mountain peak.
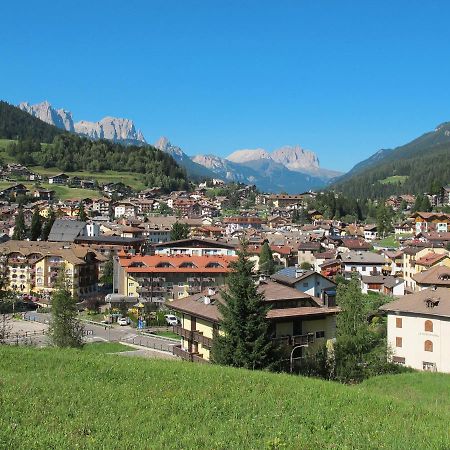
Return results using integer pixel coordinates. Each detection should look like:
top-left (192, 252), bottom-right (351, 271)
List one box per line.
top-left (19, 100), bottom-right (75, 132)
top-left (226, 148), bottom-right (272, 163)
top-left (271, 145), bottom-right (320, 170)
top-left (18, 101), bottom-right (146, 145)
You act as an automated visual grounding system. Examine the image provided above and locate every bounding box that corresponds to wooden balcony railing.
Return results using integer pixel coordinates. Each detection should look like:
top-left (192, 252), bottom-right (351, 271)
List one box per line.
top-left (172, 326), bottom-right (214, 348)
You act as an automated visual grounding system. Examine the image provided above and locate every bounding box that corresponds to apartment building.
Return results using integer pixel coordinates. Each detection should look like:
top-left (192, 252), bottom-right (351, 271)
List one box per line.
top-left (114, 253), bottom-right (237, 305)
top-left (170, 280), bottom-right (339, 363)
top-left (381, 288), bottom-right (450, 373)
top-left (0, 241), bottom-right (102, 298)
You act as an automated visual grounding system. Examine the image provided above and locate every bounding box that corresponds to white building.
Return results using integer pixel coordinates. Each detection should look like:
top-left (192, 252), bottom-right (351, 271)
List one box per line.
top-left (340, 251), bottom-right (386, 278)
top-left (381, 288), bottom-right (450, 373)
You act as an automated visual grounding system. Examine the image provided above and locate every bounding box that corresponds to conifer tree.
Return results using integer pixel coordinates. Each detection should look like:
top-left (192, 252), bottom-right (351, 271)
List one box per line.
top-left (30, 206), bottom-right (42, 241)
top-left (12, 206), bottom-right (27, 240)
top-left (48, 269), bottom-right (84, 348)
top-left (258, 242), bottom-right (275, 275)
top-left (211, 244), bottom-right (279, 370)
top-left (78, 202), bottom-right (87, 222)
top-left (41, 207), bottom-right (56, 241)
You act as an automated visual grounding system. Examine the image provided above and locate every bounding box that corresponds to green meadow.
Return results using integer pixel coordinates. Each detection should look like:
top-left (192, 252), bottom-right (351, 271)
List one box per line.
top-left (0, 346), bottom-right (448, 449)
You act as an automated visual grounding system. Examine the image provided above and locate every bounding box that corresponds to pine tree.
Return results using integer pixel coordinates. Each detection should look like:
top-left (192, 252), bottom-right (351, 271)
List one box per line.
top-left (211, 245), bottom-right (278, 370)
top-left (29, 206), bottom-right (42, 241)
top-left (48, 270), bottom-right (84, 348)
top-left (41, 208), bottom-right (56, 241)
top-left (12, 206), bottom-right (27, 240)
top-left (258, 242), bottom-right (275, 275)
top-left (78, 202), bottom-right (87, 222)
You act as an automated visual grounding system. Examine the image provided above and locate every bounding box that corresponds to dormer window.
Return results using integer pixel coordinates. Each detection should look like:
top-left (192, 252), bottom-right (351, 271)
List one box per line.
top-left (205, 262), bottom-right (222, 268)
top-left (179, 262), bottom-right (197, 268)
top-left (156, 262), bottom-right (173, 268)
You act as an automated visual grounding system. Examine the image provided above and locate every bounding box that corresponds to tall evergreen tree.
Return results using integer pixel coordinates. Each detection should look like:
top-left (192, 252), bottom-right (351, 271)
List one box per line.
top-left (48, 270), bottom-right (84, 348)
top-left (41, 208), bottom-right (56, 241)
top-left (258, 242), bottom-right (275, 275)
top-left (78, 202), bottom-right (87, 222)
top-left (29, 206), bottom-right (42, 241)
top-left (12, 206), bottom-right (27, 240)
top-left (211, 245), bottom-right (278, 370)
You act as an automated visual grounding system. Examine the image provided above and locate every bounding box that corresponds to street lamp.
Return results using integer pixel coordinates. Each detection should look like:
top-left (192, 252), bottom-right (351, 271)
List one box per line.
top-left (290, 345), bottom-right (305, 373)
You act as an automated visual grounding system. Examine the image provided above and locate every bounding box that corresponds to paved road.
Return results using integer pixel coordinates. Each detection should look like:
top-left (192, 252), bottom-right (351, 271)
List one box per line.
top-left (23, 312), bottom-right (178, 352)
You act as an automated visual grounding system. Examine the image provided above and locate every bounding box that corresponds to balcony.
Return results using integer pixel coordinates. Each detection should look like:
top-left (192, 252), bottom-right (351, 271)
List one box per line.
top-left (172, 345), bottom-right (193, 361)
top-left (172, 345), bottom-right (209, 363)
top-left (173, 326), bottom-right (214, 348)
top-left (272, 333), bottom-right (315, 347)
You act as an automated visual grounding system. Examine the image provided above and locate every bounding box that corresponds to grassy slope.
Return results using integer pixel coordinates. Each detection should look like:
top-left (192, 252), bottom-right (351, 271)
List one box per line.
top-left (0, 347), bottom-right (449, 449)
top-left (0, 139), bottom-right (146, 191)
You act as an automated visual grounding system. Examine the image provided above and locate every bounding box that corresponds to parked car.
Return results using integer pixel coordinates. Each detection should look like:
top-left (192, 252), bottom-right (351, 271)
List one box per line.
top-left (164, 314), bottom-right (180, 326)
top-left (117, 317), bottom-right (130, 326)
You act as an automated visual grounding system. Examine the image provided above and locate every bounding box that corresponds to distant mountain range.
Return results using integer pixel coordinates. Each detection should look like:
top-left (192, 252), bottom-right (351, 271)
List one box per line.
top-left (19, 101), bottom-right (146, 146)
top-left (331, 122), bottom-right (450, 198)
top-left (18, 100), bottom-right (342, 193)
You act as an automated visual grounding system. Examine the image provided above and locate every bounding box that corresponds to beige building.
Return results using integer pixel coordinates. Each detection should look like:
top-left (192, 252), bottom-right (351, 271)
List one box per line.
top-left (170, 280), bottom-right (339, 363)
top-left (381, 288), bottom-right (450, 373)
top-left (402, 247), bottom-right (449, 291)
top-left (115, 252), bottom-right (237, 305)
top-left (0, 241), bottom-right (103, 299)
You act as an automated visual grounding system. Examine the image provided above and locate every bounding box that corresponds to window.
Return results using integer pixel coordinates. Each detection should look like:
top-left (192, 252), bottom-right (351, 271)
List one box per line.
top-left (424, 320), bottom-right (433, 332)
top-left (362, 266), bottom-right (366, 272)
top-left (396, 317), bottom-right (402, 328)
top-left (315, 331), bottom-right (325, 338)
top-left (423, 361), bottom-right (436, 371)
top-left (424, 340), bottom-right (433, 352)
top-left (392, 356), bottom-right (405, 365)
top-left (396, 337), bottom-right (402, 347)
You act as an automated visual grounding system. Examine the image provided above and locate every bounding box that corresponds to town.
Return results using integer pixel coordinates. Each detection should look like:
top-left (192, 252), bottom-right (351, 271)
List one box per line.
top-left (1, 167), bottom-right (449, 374)
top-left (2, 3), bottom-right (450, 448)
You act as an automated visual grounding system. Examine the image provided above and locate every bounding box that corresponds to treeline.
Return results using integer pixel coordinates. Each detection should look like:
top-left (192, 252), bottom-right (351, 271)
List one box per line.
top-left (333, 142), bottom-right (450, 200)
top-left (0, 101), bottom-right (64, 142)
top-left (7, 134), bottom-right (189, 191)
top-left (307, 191), bottom-right (364, 222)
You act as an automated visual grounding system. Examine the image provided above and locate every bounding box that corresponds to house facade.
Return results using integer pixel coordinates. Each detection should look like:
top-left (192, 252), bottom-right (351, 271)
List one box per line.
top-left (381, 288), bottom-right (450, 373)
top-left (170, 280), bottom-right (339, 363)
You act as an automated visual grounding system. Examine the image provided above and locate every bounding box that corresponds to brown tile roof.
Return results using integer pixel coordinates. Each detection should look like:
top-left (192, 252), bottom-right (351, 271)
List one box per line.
top-left (413, 265), bottom-right (450, 286)
top-left (415, 252), bottom-right (448, 267)
top-left (380, 287), bottom-right (450, 318)
top-left (169, 281), bottom-right (338, 323)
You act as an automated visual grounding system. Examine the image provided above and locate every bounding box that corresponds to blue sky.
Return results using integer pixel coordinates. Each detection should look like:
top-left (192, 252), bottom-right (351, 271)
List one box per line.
top-left (2, 1), bottom-right (450, 172)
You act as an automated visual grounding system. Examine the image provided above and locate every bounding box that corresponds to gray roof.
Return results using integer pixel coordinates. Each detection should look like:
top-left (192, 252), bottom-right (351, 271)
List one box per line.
top-left (271, 267), bottom-right (335, 287)
top-left (48, 219), bottom-right (86, 242)
top-left (361, 275), bottom-right (404, 289)
top-left (340, 251), bottom-right (385, 265)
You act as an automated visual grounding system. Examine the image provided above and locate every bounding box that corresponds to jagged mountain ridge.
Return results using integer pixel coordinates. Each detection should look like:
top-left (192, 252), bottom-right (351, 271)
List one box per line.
top-left (18, 101), bottom-right (146, 146)
top-left (154, 137), bottom-right (216, 180)
top-left (191, 152), bottom-right (325, 193)
top-left (226, 145), bottom-right (341, 180)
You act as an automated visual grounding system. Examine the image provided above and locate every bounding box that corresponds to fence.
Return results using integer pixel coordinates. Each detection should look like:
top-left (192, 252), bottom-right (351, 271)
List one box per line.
top-left (123, 335), bottom-right (176, 353)
top-left (3, 329), bottom-right (47, 346)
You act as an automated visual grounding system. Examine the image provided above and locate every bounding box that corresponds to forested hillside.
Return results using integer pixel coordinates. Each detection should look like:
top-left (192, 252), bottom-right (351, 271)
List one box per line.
top-left (332, 122), bottom-right (450, 199)
top-left (0, 101), bottom-right (190, 191)
top-left (0, 101), bottom-right (65, 142)
top-left (7, 135), bottom-right (189, 191)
